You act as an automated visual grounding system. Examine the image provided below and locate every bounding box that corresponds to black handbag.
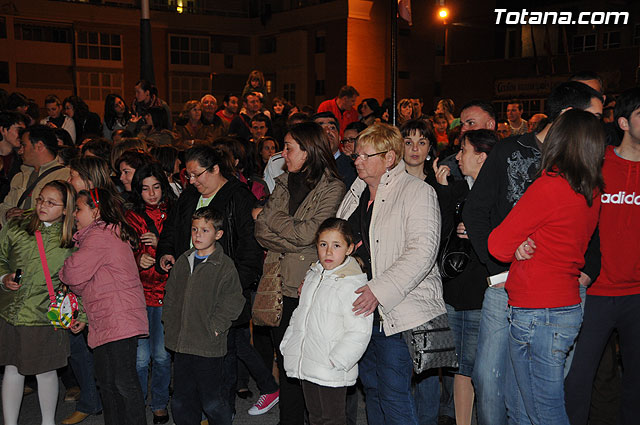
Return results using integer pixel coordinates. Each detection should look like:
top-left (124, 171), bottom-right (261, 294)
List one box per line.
top-left (402, 313), bottom-right (459, 374)
top-left (439, 200), bottom-right (471, 280)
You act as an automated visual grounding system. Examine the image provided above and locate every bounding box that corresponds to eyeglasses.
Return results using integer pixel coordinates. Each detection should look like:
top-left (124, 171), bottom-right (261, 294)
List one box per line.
top-left (349, 151), bottom-right (388, 161)
top-left (36, 198), bottom-right (63, 208)
top-left (188, 168), bottom-right (210, 180)
top-left (340, 137), bottom-right (357, 145)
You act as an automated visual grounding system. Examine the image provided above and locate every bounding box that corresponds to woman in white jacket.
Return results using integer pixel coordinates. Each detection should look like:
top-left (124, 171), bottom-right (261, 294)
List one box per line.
top-left (280, 218), bottom-right (372, 425)
top-left (336, 123), bottom-right (445, 425)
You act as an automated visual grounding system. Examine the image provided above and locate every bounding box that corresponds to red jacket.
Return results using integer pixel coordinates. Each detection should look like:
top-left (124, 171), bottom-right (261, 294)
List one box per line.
top-left (488, 172), bottom-right (600, 308)
top-left (126, 204), bottom-right (169, 307)
top-left (60, 221), bottom-right (148, 349)
top-left (317, 98), bottom-right (358, 138)
top-left (588, 146), bottom-right (640, 296)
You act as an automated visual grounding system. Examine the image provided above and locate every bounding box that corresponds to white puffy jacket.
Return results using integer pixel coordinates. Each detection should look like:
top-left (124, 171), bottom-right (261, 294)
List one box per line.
top-left (280, 256), bottom-right (373, 387)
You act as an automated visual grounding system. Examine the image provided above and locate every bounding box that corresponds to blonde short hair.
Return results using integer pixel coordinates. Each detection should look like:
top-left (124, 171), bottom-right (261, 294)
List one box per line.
top-left (356, 123), bottom-right (403, 167)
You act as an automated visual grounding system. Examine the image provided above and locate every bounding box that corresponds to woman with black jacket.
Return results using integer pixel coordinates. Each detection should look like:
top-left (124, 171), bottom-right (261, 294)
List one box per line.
top-left (432, 129), bottom-right (498, 425)
top-left (156, 144), bottom-right (278, 418)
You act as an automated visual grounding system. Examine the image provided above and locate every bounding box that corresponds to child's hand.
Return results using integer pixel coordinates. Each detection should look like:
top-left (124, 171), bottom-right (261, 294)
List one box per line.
top-left (2, 273), bottom-right (21, 291)
top-left (159, 254), bottom-right (175, 272)
top-left (70, 321), bottom-right (86, 334)
top-left (139, 253), bottom-right (156, 269)
top-left (140, 232), bottom-right (158, 248)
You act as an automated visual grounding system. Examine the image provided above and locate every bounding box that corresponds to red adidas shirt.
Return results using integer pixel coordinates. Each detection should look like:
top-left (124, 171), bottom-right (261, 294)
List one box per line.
top-left (588, 146), bottom-right (640, 296)
top-left (488, 172), bottom-right (600, 308)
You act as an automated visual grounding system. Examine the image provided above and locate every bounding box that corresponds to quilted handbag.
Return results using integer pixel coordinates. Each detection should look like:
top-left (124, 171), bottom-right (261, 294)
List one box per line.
top-left (252, 260), bottom-right (284, 327)
top-left (402, 313), bottom-right (459, 374)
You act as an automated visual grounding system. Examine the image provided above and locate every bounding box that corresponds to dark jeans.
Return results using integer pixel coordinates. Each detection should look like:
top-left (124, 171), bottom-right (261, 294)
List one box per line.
top-left (93, 337), bottom-right (146, 425)
top-left (565, 294), bottom-right (640, 425)
top-left (359, 324), bottom-right (418, 425)
top-left (223, 325), bottom-right (279, 412)
top-left (172, 352), bottom-right (231, 425)
top-left (272, 296), bottom-right (305, 425)
top-left (302, 380), bottom-right (347, 425)
top-left (69, 330), bottom-right (103, 414)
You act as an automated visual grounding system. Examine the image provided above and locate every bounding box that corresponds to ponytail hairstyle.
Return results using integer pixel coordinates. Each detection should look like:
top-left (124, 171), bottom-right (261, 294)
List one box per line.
top-left (25, 180), bottom-right (76, 248)
top-left (539, 109), bottom-right (605, 206)
top-left (78, 188), bottom-right (139, 249)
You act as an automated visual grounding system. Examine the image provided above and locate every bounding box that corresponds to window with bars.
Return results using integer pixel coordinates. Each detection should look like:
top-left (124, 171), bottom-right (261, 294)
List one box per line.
top-left (14, 23), bottom-right (72, 43)
top-left (77, 71), bottom-right (124, 102)
top-left (284, 83), bottom-right (296, 103)
top-left (572, 34), bottom-right (596, 52)
top-left (170, 35), bottom-right (210, 66)
top-left (0, 17), bottom-right (6, 39)
top-left (170, 75), bottom-right (210, 107)
top-left (634, 24), bottom-right (640, 46)
top-left (602, 31), bottom-right (621, 49)
top-left (77, 31), bottom-right (122, 61)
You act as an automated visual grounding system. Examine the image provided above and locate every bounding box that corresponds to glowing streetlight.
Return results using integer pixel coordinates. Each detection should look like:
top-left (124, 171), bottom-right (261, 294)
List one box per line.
top-left (438, 8), bottom-right (448, 20)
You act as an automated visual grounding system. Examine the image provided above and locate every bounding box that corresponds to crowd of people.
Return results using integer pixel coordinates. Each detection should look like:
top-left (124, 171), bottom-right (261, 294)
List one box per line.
top-left (0, 68), bottom-right (637, 425)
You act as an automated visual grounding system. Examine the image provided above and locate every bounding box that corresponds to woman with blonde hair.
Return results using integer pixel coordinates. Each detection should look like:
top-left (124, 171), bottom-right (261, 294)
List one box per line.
top-left (337, 122), bottom-right (445, 425)
top-left (174, 100), bottom-right (216, 145)
top-left (397, 99), bottom-right (414, 126)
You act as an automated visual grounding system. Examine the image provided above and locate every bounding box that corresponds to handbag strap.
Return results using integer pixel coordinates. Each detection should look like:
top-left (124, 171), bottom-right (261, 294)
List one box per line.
top-left (16, 165), bottom-right (64, 208)
top-left (35, 230), bottom-right (56, 304)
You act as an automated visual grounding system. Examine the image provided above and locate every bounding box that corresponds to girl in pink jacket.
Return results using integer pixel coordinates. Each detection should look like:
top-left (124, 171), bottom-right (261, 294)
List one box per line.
top-left (60, 188), bottom-right (148, 425)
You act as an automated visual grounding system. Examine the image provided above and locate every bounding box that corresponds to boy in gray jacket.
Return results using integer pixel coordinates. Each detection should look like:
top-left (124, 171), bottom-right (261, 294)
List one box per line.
top-left (163, 208), bottom-right (245, 425)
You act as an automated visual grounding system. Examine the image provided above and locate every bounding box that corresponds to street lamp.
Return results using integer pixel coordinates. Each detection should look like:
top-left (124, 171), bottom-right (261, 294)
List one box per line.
top-left (437, 4), bottom-right (450, 65)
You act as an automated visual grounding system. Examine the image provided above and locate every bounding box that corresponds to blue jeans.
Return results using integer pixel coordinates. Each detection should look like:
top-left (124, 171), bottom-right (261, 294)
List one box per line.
top-left (507, 305), bottom-right (581, 425)
top-left (136, 306), bottom-right (171, 411)
top-left (414, 370), bottom-right (440, 425)
top-left (69, 331), bottom-right (102, 414)
top-left (446, 304), bottom-right (482, 377)
top-left (472, 286), bottom-right (510, 425)
top-left (359, 324), bottom-right (418, 425)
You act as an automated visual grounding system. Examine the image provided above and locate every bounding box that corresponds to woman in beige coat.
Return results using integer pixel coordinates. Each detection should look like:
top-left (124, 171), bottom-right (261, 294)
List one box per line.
top-left (255, 121), bottom-right (345, 425)
top-left (336, 123), bottom-right (445, 425)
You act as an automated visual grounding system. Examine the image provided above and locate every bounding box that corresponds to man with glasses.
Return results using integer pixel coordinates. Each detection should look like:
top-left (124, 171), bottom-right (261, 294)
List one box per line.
top-left (313, 112), bottom-right (357, 188)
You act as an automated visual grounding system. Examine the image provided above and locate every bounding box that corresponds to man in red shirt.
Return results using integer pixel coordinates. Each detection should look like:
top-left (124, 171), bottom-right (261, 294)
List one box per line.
top-left (565, 87), bottom-right (640, 425)
top-left (316, 85), bottom-right (359, 138)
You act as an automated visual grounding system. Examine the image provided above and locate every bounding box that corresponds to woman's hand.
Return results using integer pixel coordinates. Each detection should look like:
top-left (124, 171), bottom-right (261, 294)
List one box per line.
top-left (515, 237), bottom-right (536, 261)
top-left (432, 158), bottom-right (451, 186)
top-left (140, 232), bottom-right (158, 248)
top-left (139, 253), bottom-right (156, 269)
top-left (129, 115), bottom-right (143, 123)
top-left (297, 279), bottom-right (305, 297)
top-left (2, 273), bottom-right (21, 291)
top-left (252, 207), bottom-right (264, 221)
top-left (456, 222), bottom-right (469, 239)
top-left (352, 284), bottom-right (379, 316)
top-left (70, 321), bottom-right (86, 334)
top-left (159, 254), bottom-right (176, 272)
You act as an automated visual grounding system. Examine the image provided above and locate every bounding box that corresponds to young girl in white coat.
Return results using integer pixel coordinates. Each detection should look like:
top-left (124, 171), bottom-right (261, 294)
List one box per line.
top-left (280, 218), bottom-right (373, 425)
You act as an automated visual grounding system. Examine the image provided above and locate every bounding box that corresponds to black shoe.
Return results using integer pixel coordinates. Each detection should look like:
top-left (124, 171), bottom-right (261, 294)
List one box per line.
top-left (152, 409), bottom-right (170, 424)
top-left (236, 389), bottom-right (253, 399)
